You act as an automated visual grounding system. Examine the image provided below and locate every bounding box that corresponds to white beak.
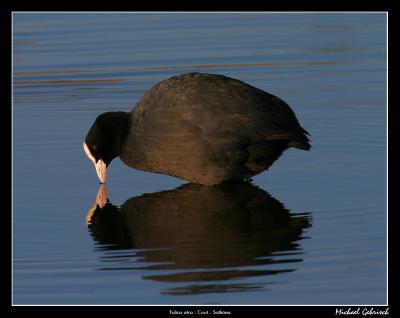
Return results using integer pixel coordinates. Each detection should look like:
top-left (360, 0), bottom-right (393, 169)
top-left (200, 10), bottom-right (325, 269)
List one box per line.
top-left (83, 142), bottom-right (107, 183)
top-left (95, 159), bottom-right (107, 184)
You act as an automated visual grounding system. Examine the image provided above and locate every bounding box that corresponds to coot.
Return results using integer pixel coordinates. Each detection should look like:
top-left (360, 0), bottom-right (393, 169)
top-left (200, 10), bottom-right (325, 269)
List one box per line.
top-left (83, 72), bottom-right (310, 185)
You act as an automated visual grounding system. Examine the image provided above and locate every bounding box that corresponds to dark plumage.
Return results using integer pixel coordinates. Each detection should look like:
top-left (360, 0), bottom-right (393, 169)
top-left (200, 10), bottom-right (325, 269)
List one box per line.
top-left (84, 72), bottom-right (310, 185)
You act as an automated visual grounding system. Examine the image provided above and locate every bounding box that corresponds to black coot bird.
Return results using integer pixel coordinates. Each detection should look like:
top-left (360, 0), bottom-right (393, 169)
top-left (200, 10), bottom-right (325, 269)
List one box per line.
top-left (83, 72), bottom-right (310, 185)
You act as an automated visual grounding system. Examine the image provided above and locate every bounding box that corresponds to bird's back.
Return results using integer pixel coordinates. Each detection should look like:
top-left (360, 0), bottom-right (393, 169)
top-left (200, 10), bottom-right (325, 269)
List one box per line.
top-left (121, 73), bottom-right (310, 185)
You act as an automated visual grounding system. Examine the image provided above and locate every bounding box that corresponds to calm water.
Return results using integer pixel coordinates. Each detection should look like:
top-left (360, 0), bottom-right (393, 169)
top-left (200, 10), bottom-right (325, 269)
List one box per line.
top-left (12, 13), bottom-right (387, 305)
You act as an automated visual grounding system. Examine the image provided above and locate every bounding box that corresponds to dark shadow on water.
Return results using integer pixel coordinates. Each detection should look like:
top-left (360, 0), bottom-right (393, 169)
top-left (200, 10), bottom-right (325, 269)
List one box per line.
top-left (86, 182), bottom-right (312, 295)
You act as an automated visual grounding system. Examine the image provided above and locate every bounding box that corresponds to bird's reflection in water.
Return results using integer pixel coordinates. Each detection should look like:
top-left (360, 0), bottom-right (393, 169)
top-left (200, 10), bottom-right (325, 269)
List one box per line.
top-left (86, 182), bottom-right (311, 295)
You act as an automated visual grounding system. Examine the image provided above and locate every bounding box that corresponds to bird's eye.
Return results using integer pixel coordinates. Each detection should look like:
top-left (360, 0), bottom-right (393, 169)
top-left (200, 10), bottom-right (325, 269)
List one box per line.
top-left (89, 145), bottom-right (99, 157)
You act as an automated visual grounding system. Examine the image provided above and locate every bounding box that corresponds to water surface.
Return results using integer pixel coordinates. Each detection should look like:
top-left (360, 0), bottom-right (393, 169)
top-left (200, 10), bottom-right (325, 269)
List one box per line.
top-left (13, 13), bottom-right (387, 305)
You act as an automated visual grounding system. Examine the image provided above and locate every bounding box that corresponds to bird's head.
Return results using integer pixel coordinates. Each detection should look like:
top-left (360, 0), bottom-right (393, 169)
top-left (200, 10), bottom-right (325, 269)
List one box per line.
top-left (83, 111), bottom-right (129, 183)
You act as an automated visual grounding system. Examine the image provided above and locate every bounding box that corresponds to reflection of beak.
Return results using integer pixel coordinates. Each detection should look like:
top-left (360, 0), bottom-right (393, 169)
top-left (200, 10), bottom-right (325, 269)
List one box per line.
top-left (86, 184), bottom-right (108, 225)
top-left (95, 159), bottom-right (107, 184)
top-left (95, 183), bottom-right (108, 208)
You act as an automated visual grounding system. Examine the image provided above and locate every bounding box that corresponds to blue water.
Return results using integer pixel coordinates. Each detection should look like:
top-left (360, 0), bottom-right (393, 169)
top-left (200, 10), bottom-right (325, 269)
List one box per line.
top-left (12, 13), bottom-right (387, 305)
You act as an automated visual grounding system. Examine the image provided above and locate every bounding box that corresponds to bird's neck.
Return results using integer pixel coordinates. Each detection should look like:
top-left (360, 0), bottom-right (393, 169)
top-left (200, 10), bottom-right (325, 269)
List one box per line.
top-left (111, 111), bottom-right (130, 155)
